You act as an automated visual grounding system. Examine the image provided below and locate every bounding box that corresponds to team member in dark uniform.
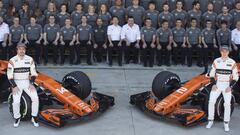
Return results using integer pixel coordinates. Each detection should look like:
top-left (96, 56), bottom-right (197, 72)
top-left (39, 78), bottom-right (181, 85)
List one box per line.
top-left (158, 3), bottom-right (174, 28)
top-left (56, 4), bottom-right (70, 27)
top-left (156, 20), bottom-right (173, 66)
top-left (92, 18), bottom-right (107, 63)
top-left (186, 18), bottom-right (202, 67)
top-left (0, 0), bottom-right (7, 11)
top-left (68, 0), bottom-right (81, 13)
top-left (0, 0), bottom-right (6, 18)
top-left (144, 1), bottom-right (159, 28)
top-left (216, 20), bottom-right (232, 48)
top-left (109, 0), bottom-right (126, 26)
top-left (24, 16), bottom-right (43, 64)
top-left (209, 0), bottom-right (224, 14)
top-left (44, 2), bottom-right (58, 23)
top-left (171, 0), bottom-right (188, 27)
top-left (86, 4), bottom-right (98, 28)
top-left (140, 0), bottom-right (152, 10)
top-left (53, 0), bottom-right (67, 10)
top-left (217, 5), bottom-right (233, 29)
top-left (154, 0), bottom-right (166, 12)
top-left (43, 15), bottom-right (60, 65)
top-left (107, 16), bottom-right (123, 66)
top-left (172, 19), bottom-right (187, 65)
top-left (4, 5), bottom-right (16, 26)
top-left (126, 0), bottom-right (145, 27)
top-left (81, 0), bottom-right (97, 12)
top-left (141, 18), bottom-right (156, 67)
top-left (34, 8), bottom-right (46, 27)
top-left (97, 0), bottom-right (112, 12)
top-left (201, 20), bottom-right (217, 66)
top-left (76, 15), bottom-right (93, 65)
top-left (230, 1), bottom-right (240, 30)
top-left (98, 4), bottom-right (112, 29)
top-left (202, 2), bottom-right (218, 29)
top-left (71, 3), bottom-right (85, 27)
top-left (9, 16), bottom-right (24, 58)
top-left (187, 1), bottom-right (202, 28)
top-left (18, 2), bottom-right (33, 27)
top-left (60, 18), bottom-right (76, 65)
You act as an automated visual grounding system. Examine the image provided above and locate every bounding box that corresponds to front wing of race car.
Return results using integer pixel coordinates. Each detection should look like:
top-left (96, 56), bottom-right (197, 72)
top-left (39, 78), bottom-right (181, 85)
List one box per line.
top-left (39, 92), bottom-right (114, 127)
top-left (130, 91), bottom-right (206, 126)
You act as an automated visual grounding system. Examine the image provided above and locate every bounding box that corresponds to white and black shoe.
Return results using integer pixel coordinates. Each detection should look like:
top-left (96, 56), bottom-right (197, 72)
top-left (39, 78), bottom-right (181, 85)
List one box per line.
top-left (13, 118), bottom-right (21, 128)
top-left (206, 120), bottom-right (214, 129)
top-left (224, 122), bottom-right (230, 132)
top-left (31, 117), bottom-right (39, 127)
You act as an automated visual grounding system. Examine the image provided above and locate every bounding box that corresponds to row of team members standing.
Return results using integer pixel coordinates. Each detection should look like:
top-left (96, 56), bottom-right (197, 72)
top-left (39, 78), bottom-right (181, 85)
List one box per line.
top-left (1, 14), bottom-right (240, 67)
top-left (1, 0), bottom-right (240, 29)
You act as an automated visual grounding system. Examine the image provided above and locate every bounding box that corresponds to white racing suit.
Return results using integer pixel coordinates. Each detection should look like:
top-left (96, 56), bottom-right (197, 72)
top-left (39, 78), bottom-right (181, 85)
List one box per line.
top-left (208, 57), bottom-right (239, 122)
top-left (7, 55), bottom-right (39, 119)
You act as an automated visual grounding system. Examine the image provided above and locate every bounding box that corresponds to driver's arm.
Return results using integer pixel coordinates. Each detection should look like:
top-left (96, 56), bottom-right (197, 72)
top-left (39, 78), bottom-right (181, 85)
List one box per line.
top-left (230, 63), bottom-right (239, 88)
top-left (7, 60), bottom-right (17, 88)
top-left (30, 59), bottom-right (38, 84)
top-left (209, 61), bottom-right (217, 84)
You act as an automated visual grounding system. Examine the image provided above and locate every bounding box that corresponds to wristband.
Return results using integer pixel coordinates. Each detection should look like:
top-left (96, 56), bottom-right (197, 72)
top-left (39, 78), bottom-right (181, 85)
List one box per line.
top-left (9, 79), bottom-right (17, 88)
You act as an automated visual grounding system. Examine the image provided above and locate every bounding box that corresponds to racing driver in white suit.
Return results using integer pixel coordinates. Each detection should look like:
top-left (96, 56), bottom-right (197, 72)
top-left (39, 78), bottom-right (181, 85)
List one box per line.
top-left (206, 45), bottom-right (239, 132)
top-left (7, 43), bottom-right (39, 128)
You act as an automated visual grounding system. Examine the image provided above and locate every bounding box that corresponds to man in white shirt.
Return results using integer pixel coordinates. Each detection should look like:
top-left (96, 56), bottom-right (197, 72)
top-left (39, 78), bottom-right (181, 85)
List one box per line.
top-left (231, 21), bottom-right (240, 62)
top-left (0, 16), bottom-right (9, 60)
top-left (107, 16), bottom-right (123, 66)
top-left (121, 16), bottom-right (141, 64)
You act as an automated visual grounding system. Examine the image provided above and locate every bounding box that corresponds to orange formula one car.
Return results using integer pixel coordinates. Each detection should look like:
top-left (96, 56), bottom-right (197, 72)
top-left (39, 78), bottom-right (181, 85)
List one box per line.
top-left (0, 60), bottom-right (114, 127)
top-left (130, 67), bottom-right (240, 126)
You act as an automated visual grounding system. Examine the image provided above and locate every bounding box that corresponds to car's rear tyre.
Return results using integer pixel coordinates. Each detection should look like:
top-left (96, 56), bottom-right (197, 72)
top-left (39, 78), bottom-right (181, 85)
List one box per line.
top-left (62, 71), bottom-right (92, 99)
top-left (8, 92), bottom-right (32, 120)
top-left (152, 71), bottom-right (181, 100)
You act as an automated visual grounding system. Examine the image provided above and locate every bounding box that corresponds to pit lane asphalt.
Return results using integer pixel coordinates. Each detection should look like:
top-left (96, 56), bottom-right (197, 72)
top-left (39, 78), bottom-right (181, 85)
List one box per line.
top-left (0, 64), bottom-right (239, 135)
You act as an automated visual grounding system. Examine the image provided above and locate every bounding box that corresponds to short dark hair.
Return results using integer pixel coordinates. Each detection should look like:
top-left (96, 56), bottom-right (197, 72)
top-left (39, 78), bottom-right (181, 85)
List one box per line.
top-left (221, 20), bottom-right (228, 25)
top-left (163, 2), bottom-right (169, 7)
top-left (162, 19), bottom-right (168, 24)
top-left (191, 18), bottom-right (197, 22)
top-left (48, 15), bottom-right (55, 19)
top-left (128, 16), bottom-right (134, 20)
top-left (112, 16), bottom-right (119, 20)
top-left (144, 18), bottom-right (152, 22)
top-left (148, 1), bottom-right (156, 6)
top-left (192, 1), bottom-right (200, 6)
top-left (75, 3), bottom-right (82, 7)
top-left (206, 20), bottom-right (212, 23)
